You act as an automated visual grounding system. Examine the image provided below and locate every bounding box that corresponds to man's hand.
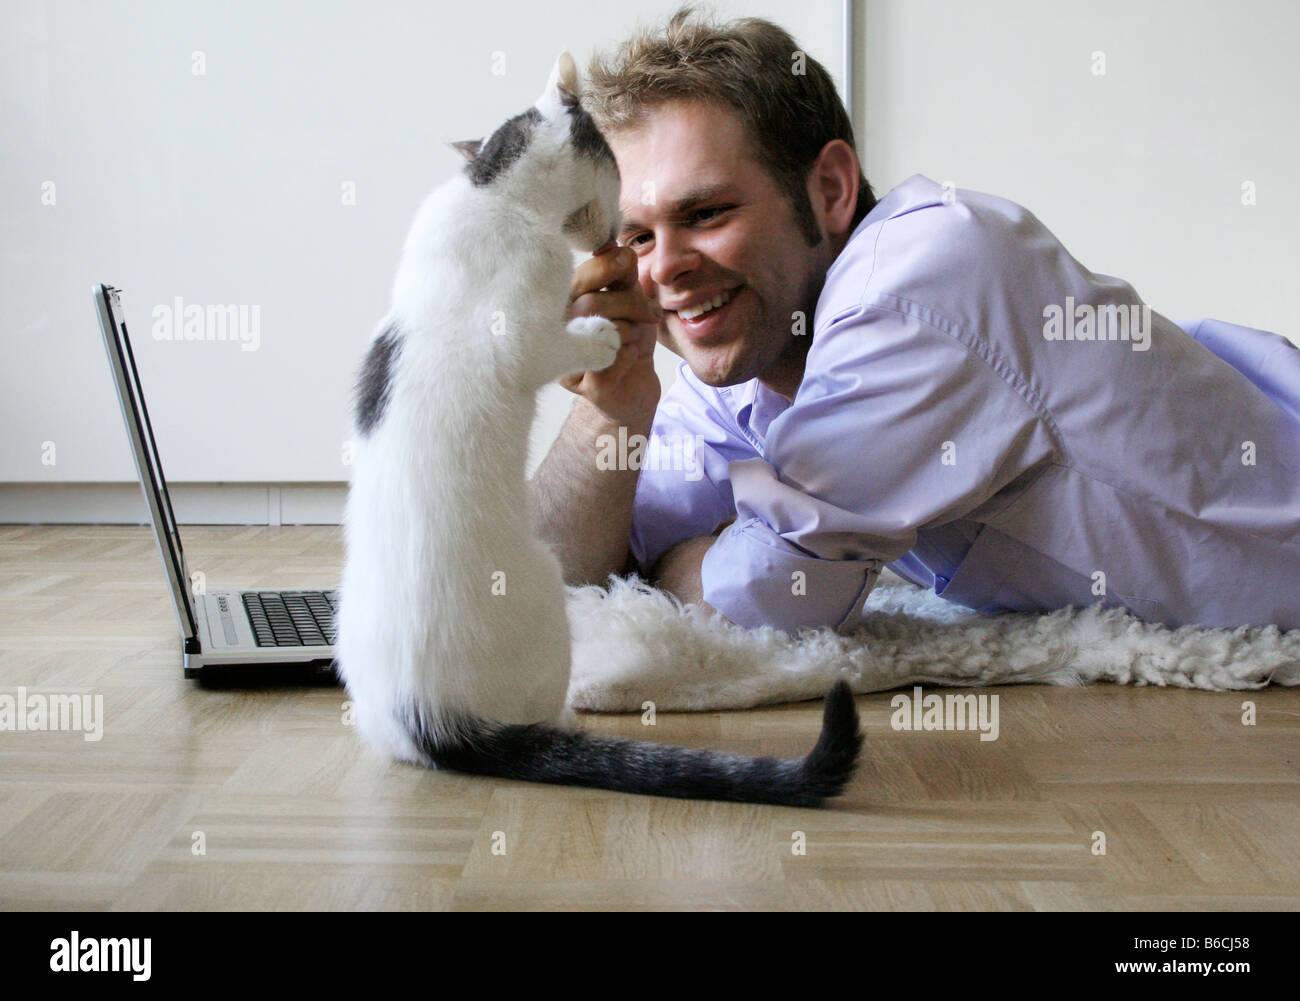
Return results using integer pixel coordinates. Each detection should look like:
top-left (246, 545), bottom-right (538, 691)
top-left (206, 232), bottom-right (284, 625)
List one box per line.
top-left (562, 245), bottom-right (662, 427)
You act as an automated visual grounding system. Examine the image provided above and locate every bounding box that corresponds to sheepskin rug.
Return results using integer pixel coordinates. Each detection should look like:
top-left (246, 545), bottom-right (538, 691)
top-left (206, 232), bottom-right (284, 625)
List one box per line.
top-left (565, 570), bottom-right (1300, 712)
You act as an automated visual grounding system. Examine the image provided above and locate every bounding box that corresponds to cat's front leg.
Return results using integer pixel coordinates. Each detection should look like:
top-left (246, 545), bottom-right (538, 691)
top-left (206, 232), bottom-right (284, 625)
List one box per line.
top-left (559, 315), bottom-right (621, 378)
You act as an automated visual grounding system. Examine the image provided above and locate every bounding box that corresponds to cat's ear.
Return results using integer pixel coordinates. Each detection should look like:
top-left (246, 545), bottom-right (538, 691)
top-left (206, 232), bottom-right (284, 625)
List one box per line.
top-left (449, 139), bottom-right (482, 163)
top-left (540, 51), bottom-right (581, 109)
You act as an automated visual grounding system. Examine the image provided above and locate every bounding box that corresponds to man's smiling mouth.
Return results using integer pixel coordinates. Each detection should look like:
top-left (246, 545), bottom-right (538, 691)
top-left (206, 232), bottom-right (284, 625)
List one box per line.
top-left (676, 286), bottom-right (740, 320)
top-left (668, 285), bottom-right (745, 341)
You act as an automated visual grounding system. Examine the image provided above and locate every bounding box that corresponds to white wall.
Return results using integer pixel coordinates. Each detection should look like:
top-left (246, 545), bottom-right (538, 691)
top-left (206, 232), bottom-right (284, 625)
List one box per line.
top-left (0, 0), bottom-right (842, 500)
top-left (3, 0), bottom-right (1296, 521)
top-left (860, 0), bottom-right (1299, 339)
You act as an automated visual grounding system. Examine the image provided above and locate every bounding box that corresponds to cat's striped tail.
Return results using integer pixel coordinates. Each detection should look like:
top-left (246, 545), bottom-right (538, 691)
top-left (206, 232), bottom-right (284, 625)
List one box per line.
top-left (407, 680), bottom-right (862, 808)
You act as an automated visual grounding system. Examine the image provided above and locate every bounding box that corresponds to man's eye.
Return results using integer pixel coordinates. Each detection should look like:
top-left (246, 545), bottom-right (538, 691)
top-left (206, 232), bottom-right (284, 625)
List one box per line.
top-left (623, 208), bottom-right (729, 249)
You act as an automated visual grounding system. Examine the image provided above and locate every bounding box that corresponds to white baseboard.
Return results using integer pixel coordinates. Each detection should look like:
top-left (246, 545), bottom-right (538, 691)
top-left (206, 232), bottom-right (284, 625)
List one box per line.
top-left (0, 484), bottom-right (347, 525)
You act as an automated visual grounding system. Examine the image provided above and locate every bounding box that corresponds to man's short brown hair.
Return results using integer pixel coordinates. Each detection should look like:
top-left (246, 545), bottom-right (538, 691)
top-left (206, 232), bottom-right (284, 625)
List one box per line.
top-left (584, 3), bottom-right (876, 247)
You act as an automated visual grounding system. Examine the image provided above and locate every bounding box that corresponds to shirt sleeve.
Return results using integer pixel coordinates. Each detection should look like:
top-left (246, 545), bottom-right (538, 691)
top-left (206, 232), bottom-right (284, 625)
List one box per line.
top-left (628, 362), bottom-right (759, 573)
top-left (1176, 316), bottom-right (1300, 426)
top-left (702, 303), bottom-right (1054, 634)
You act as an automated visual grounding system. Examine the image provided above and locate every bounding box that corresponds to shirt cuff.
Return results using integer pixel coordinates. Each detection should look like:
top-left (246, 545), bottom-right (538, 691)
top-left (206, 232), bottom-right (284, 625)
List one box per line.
top-left (700, 516), bottom-right (880, 635)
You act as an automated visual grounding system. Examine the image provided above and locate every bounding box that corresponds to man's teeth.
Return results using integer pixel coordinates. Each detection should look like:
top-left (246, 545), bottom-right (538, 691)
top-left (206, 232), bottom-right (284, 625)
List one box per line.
top-left (678, 288), bottom-right (737, 320)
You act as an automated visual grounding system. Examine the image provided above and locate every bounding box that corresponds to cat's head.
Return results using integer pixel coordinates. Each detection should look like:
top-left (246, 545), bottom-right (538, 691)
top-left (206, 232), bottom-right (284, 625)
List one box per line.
top-left (451, 52), bottom-right (621, 254)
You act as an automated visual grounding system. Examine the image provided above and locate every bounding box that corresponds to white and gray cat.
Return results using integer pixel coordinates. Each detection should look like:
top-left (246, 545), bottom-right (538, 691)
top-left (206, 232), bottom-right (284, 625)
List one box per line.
top-left (336, 52), bottom-right (861, 807)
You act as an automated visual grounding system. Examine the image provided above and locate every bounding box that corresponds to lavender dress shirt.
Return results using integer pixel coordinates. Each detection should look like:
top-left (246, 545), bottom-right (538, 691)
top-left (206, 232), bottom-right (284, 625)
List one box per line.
top-left (628, 174), bottom-right (1300, 634)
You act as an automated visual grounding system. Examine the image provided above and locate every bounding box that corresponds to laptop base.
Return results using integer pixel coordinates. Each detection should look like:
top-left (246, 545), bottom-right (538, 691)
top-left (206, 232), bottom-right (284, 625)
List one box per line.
top-left (188, 658), bottom-right (341, 688)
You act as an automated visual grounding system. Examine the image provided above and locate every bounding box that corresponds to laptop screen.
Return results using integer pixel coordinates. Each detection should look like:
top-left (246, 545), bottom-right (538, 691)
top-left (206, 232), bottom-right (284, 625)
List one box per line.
top-left (94, 283), bottom-right (199, 647)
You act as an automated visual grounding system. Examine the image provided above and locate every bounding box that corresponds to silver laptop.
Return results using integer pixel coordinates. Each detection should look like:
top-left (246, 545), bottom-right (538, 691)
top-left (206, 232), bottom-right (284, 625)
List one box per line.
top-left (94, 283), bottom-right (339, 682)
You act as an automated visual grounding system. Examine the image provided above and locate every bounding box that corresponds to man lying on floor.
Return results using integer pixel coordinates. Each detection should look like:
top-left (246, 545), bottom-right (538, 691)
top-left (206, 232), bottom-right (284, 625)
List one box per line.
top-left (530, 7), bottom-right (1300, 635)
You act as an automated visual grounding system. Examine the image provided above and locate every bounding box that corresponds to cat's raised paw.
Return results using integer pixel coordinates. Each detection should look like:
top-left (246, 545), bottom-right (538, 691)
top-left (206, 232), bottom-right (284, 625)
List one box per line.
top-left (565, 315), bottom-right (621, 372)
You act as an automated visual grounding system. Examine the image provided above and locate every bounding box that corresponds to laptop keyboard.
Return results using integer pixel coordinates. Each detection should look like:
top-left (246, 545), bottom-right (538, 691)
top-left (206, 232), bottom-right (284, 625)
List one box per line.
top-left (241, 590), bottom-right (337, 647)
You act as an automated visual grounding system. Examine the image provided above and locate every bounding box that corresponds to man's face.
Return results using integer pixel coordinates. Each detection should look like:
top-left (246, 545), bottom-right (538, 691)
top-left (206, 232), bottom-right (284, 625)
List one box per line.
top-left (610, 100), bottom-right (832, 389)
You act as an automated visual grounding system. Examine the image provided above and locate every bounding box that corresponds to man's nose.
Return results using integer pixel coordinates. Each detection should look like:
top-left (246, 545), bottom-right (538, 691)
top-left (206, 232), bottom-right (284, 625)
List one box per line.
top-left (649, 228), bottom-right (701, 290)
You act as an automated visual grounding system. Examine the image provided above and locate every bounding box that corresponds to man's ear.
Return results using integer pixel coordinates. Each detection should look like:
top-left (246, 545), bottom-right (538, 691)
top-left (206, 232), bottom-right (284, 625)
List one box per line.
top-left (450, 139), bottom-right (482, 162)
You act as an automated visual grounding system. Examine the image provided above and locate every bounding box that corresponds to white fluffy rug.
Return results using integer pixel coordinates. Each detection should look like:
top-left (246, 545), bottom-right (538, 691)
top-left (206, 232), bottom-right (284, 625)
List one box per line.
top-left (565, 570), bottom-right (1300, 712)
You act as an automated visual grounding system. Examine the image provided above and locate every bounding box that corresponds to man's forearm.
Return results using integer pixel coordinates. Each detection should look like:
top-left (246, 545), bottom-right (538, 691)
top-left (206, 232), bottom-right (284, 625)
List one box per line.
top-left (530, 397), bottom-right (651, 586)
top-left (648, 533), bottom-right (715, 610)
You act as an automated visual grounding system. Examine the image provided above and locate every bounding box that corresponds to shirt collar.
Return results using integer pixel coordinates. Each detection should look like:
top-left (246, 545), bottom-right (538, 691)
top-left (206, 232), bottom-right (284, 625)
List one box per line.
top-left (727, 379), bottom-right (791, 443)
top-left (821, 174), bottom-right (947, 290)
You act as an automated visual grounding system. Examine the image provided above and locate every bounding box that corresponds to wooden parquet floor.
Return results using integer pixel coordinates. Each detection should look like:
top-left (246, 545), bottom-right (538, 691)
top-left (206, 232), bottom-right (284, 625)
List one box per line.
top-left (1, 524), bottom-right (1297, 911)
